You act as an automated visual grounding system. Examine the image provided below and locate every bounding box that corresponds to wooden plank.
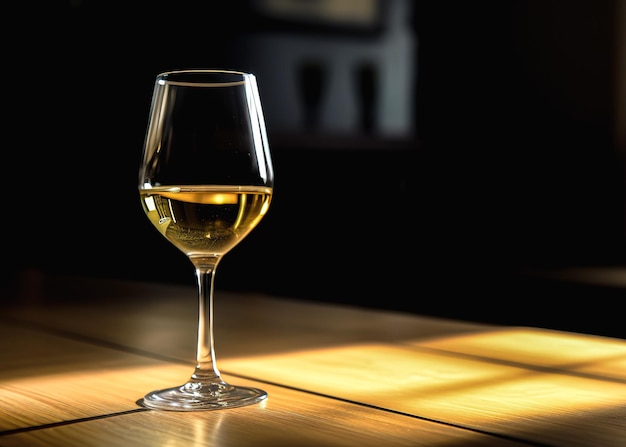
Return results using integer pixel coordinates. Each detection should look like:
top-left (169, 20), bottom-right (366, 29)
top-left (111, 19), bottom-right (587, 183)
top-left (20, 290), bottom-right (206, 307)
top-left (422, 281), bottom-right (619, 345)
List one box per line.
top-left (0, 325), bottom-right (527, 446)
top-left (0, 382), bottom-right (531, 447)
top-left (0, 324), bottom-right (171, 430)
top-left (222, 343), bottom-right (626, 447)
top-left (4, 274), bottom-right (626, 446)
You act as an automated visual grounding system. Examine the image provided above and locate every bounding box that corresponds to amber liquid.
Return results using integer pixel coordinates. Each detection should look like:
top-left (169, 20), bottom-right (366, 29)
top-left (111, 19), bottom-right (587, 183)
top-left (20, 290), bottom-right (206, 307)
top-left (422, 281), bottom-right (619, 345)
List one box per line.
top-left (140, 185), bottom-right (272, 258)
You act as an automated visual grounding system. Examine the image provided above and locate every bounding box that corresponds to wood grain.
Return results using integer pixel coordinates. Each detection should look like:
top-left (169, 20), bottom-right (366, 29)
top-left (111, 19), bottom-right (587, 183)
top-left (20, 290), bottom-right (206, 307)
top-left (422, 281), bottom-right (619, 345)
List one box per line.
top-left (2, 273), bottom-right (625, 446)
top-left (0, 324), bottom-right (525, 447)
top-left (0, 386), bottom-right (532, 447)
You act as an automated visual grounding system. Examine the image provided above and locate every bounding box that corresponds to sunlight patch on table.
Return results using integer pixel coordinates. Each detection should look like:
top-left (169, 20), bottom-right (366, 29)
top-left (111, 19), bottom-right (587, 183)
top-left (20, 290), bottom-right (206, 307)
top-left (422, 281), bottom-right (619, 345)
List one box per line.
top-left (221, 338), bottom-right (626, 428)
top-left (414, 327), bottom-right (626, 380)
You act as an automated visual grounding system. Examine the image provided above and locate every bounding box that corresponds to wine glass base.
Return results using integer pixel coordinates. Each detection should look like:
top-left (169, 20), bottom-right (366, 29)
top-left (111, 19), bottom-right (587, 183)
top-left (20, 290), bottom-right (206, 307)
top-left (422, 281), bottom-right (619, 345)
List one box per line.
top-left (139, 381), bottom-right (267, 411)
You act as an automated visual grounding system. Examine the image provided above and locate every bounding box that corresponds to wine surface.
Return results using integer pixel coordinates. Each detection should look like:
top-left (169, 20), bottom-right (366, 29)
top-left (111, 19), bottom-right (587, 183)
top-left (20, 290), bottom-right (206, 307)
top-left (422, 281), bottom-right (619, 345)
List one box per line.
top-left (140, 185), bottom-right (272, 258)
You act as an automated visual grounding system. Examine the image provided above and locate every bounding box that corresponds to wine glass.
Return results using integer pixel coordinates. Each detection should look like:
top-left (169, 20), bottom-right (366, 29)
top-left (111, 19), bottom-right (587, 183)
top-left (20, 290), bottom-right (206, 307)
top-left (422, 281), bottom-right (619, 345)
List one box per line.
top-left (137, 69), bottom-right (274, 411)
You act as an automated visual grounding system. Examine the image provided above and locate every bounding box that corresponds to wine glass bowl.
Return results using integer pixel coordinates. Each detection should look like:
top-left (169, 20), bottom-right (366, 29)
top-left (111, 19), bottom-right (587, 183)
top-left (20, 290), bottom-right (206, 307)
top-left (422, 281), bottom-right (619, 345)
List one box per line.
top-left (138, 70), bottom-right (273, 411)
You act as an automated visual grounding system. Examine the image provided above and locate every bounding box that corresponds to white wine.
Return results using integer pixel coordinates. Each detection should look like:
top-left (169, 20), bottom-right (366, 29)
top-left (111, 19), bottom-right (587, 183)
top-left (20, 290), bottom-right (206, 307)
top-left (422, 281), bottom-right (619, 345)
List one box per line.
top-left (140, 185), bottom-right (272, 257)
top-left (138, 70), bottom-right (273, 410)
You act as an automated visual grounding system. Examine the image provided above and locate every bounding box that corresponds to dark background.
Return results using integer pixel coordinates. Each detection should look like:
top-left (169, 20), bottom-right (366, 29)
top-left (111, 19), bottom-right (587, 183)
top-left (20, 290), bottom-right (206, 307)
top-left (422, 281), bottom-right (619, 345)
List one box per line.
top-left (5, 0), bottom-right (626, 338)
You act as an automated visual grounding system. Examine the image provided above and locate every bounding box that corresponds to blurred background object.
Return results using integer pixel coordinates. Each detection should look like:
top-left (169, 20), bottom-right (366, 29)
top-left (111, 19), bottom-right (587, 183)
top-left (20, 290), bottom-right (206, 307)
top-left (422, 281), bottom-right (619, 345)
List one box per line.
top-left (4, 0), bottom-right (626, 338)
top-left (233, 0), bottom-right (415, 137)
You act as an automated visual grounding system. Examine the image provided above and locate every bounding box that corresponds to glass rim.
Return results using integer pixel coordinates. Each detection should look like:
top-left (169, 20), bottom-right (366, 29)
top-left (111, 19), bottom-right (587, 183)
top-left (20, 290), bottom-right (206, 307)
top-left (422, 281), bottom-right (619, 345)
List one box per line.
top-left (156, 69), bottom-right (253, 87)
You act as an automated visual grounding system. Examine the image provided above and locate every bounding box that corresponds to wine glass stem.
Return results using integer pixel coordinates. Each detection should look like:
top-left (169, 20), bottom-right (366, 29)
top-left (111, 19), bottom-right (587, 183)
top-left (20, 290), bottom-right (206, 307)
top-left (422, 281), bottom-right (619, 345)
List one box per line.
top-left (190, 264), bottom-right (222, 382)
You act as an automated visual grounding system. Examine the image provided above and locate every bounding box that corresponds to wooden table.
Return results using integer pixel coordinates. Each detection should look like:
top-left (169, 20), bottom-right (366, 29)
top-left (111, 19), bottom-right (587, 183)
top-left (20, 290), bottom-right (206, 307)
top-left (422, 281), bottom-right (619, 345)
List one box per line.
top-left (1, 271), bottom-right (625, 446)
